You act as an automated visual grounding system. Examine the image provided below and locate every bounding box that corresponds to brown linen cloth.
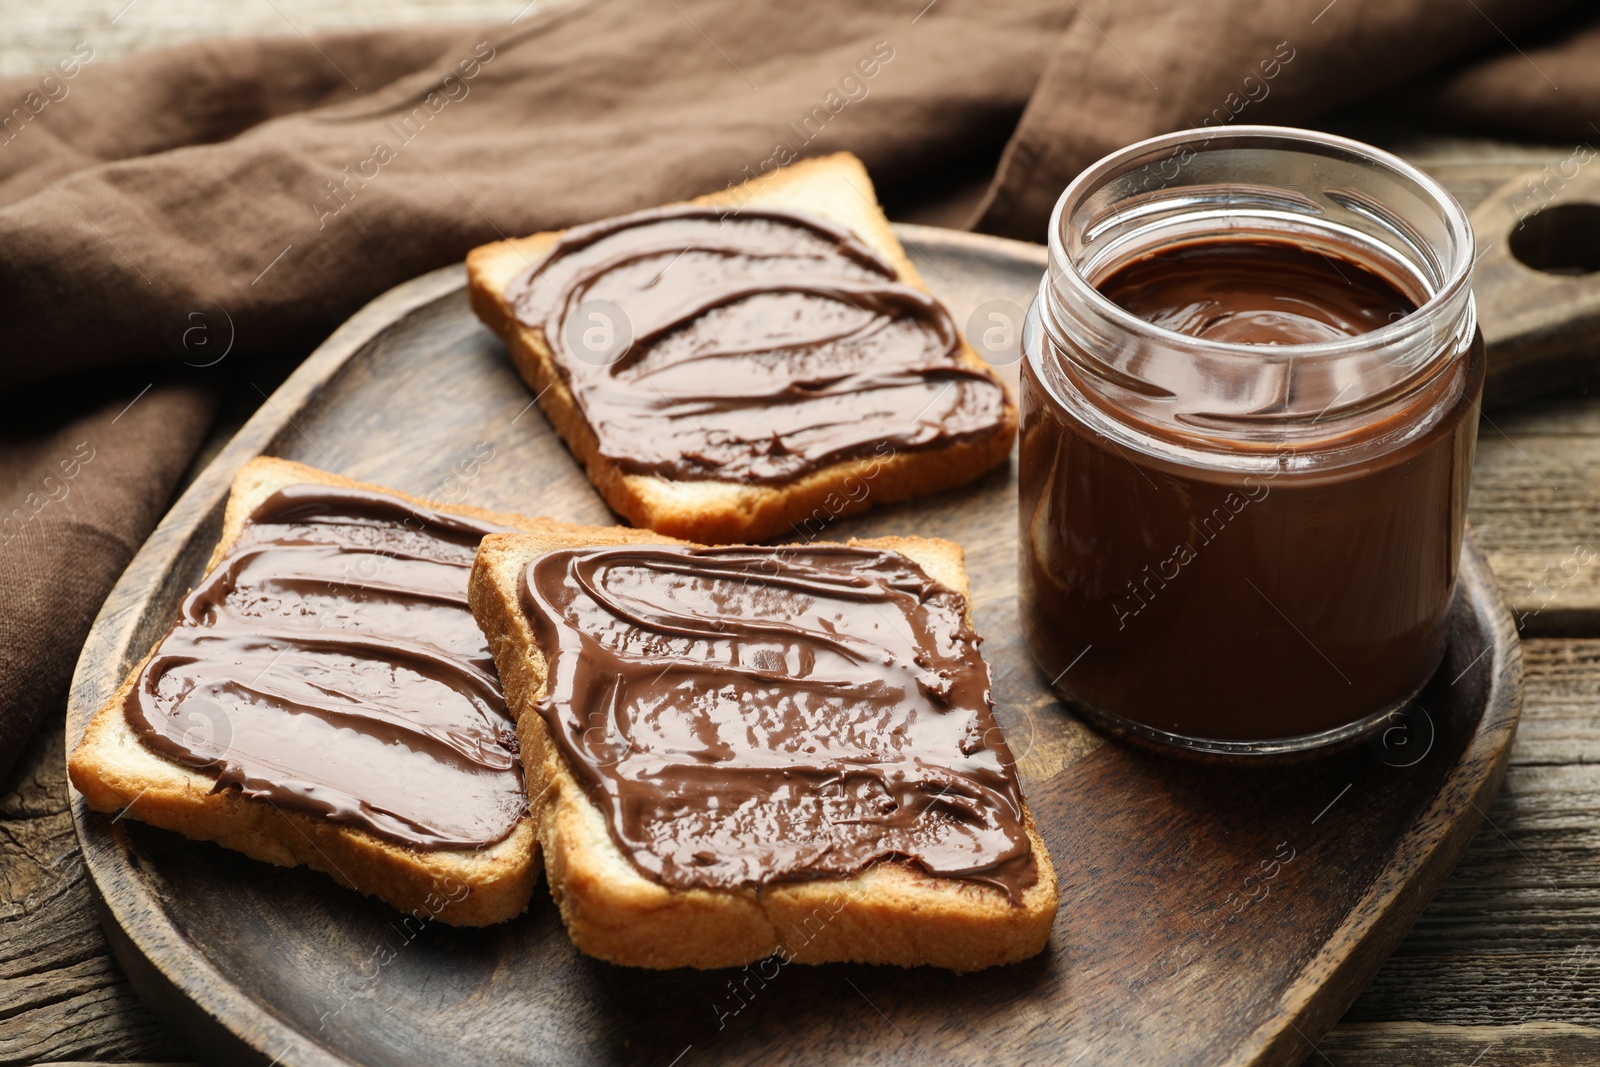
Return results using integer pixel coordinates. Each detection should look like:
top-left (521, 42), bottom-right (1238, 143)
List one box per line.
top-left (2, 0), bottom-right (1597, 782)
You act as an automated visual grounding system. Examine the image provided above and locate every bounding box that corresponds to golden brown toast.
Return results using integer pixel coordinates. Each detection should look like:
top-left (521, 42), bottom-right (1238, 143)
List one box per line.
top-left (465, 152), bottom-right (1017, 545)
top-left (68, 457), bottom-right (547, 927)
top-left (469, 523), bottom-right (1058, 969)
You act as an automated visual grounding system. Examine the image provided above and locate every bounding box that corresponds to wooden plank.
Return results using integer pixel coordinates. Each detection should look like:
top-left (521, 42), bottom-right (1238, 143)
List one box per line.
top-left (1343, 641), bottom-right (1600, 1028)
top-left (1351, 126), bottom-right (1581, 211)
top-left (0, 711), bottom-right (189, 1066)
top-left (1472, 414), bottom-right (1600, 635)
top-left (1322, 1021), bottom-right (1600, 1065)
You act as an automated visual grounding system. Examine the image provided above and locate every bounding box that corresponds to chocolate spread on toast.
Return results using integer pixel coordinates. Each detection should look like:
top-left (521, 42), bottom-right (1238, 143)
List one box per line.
top-left (506, 204), bottom-right (1008, 484)
top-left (520, 543), bottom-right (1036, 902)
top-left (125, 484), bottom-right (525, 850)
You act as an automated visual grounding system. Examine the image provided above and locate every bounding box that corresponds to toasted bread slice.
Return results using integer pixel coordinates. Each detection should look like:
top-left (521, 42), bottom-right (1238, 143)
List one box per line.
top-left (466, 152), bottom-right (1017, 544)
top-left (68, 457), bottom-right (547, 927)
top-left (469, 524), bottom-right (1058, 969)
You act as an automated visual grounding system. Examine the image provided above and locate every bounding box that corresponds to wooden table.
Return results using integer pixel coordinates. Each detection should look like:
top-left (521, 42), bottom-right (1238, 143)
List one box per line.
top-left (4, 6), bottom-right (1599, 1065)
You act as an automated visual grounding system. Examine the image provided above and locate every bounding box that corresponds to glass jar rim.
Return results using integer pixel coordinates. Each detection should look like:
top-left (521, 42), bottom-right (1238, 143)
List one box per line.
top-left (1045, 124), bottom-right (1476, 364)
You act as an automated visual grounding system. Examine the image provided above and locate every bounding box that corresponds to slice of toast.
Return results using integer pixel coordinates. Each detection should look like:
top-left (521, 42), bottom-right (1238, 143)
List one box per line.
top-left (68, 457), bottom-right (548, 927)
top-left (466, 152), bottom-right (1017, 545)
top-left (469, 525), bottom-right (1058, 969)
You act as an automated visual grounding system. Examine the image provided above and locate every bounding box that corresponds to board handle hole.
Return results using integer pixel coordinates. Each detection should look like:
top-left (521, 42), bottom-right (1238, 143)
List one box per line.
top-left (1509, 202), bottom-right (1600, 276)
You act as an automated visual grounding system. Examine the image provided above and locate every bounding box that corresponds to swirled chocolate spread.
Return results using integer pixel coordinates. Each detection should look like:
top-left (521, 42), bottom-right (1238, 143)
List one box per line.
top-left (125, 484), bottom-right (526, 850)
top-left (520, 544), bottom-right (1036, 901)
top-left (1100, 239), bottom-right (1417, 344)
top-left (506, 204), bottom-right (1009, 484)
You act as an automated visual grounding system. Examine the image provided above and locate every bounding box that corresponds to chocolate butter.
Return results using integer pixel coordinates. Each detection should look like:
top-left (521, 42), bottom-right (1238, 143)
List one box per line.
top-left (507, 204), bottom-right (1008, 484)
top-left (1021, 238), bottom-right (1483, 740)
top-left (520, 544), bottom-right (1037, 901)
top-left (1099, 239), bottom-right (1417, 344)
top-left (126, 484), bottom-right (527, 850)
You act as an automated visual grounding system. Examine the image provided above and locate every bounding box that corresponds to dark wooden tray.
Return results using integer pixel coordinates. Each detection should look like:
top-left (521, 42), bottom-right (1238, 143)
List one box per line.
top-left (66, 225), bottom-right (1522, 1067)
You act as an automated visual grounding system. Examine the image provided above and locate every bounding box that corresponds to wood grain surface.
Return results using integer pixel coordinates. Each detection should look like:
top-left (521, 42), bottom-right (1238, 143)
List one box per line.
top-left (4, 5), bottom-right (1600, 1060)
top-left (1467, 166), bottom-right (1600, 410)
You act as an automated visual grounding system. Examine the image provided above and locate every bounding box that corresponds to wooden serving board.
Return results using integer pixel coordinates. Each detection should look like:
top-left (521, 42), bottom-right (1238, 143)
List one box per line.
top-left (66, 225), bottom-right (1523, 1067)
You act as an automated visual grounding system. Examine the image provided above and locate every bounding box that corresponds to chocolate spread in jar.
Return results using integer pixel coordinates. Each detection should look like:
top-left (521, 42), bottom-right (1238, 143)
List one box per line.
top-left (1021, 239), bottom-right (1484, 742)
top-left (125, 484), bottom-right (527, 850)
top-left (506, 204), bottom-right (1009, 484)
top-left (1099, 239), bottom-right (1417, 343)
top-left (520, 543), bottom-right (1037, 902)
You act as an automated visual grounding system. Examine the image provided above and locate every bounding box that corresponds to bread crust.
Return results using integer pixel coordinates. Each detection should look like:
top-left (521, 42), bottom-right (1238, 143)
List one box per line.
top-left (465, 152), bottom-right (1018, 544)
top-left (469, 526), bottom-right (1059, 969)
top-left (67, 457), bottom-right (549, 927)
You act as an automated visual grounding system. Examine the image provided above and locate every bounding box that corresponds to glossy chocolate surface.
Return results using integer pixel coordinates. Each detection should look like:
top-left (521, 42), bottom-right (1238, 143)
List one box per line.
top-left (1100, 239), bottom-right (1417, 345)
top-left (126, 484), bottom-right (526, 849)
top-left (520, 543), bottom-right (1037, 900)
top-left (507, 204), bottom-right (1008, 484)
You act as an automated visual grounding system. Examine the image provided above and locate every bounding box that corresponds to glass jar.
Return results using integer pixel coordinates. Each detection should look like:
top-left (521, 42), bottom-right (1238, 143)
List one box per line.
top-left (1019, 125), bottom-right (1484, 755)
